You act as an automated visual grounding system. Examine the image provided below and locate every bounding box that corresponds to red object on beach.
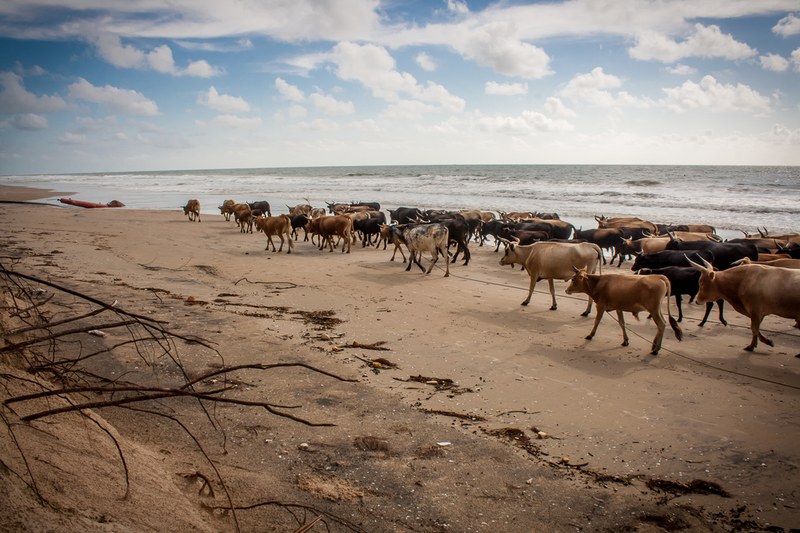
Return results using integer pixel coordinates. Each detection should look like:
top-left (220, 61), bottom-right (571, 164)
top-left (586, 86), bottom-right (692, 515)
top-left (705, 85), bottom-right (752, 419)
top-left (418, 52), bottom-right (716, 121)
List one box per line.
top-left (59, 198), bottom-right (125, 208)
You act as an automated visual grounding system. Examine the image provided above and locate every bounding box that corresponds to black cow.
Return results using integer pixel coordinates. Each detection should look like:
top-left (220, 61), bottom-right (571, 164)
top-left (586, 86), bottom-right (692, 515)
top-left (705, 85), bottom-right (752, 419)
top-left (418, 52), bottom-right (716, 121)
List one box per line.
top-left (354, 217), bottom-right (384, 247)
top-left (637, 266), bottom-right (727, 326)
top-left (664, 240), bottom-right (758, 270)
top-left (426, 214), bottom-right (471, 265)
top-left (290, 213), bottom-right (310, 241)
top-left (389, 207), bottom-right (424, 224)
top-left (574, 228), bottom-right (625, 265)
top-left (247, 200), bottom-right (272, 217)
top-left (631, 249), bottom-right (715, 272)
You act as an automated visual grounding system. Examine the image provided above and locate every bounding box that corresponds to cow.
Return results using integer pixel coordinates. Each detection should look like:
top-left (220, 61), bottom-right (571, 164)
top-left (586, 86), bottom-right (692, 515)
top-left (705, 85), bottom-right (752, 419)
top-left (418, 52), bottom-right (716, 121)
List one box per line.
top-left (182, 199), bottom-right (200, 222)
top-left (595, 215), bottom-right (657, 233)
top-left (499, 241), bottom-right (603, 315)
top-left (218, 199), bottom-right (235, 221)
top-left (287, 203), bottom-right (312, 216)
top-left (290, 213), bottom-right (310, 241)
top-left (380, 224), bottom-right (408, 262)
top-left (574, 228), bottom-right (625, 265)
top-left (687, 257), bottom-right (800, 352)
top-left (354, 217), bottom-right (384, 247)
top-left (232, 203), bottom-right (253, 233)
top-left (308, 215), bottom-right (353, 253)
top-left (389, 207), bottom-right (424, 225)
top-left (732, 257), bottom-right (800, 269)
top-left (631, 249), bottom-right (715, 272)
top-left (391, 223), bottom-right (450, 277)
top-left (636, 266), bottom-right (726, 326)
top-left (565, 268), bottom-right (683, 355)
top-left (247, 200), bottom-right (271, 218)
top-left (424, 214), bottom-right (471, 265)
top-left (254, 214), bottom-right (293, 253)
top-left (664, 240), bottom-right (758, 270)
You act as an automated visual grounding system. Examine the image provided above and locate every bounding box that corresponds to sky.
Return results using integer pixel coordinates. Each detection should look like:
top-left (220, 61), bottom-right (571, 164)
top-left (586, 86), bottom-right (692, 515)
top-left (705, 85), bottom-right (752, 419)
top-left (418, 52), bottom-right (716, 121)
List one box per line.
top-left (0, 0), bottom-right (799, 175)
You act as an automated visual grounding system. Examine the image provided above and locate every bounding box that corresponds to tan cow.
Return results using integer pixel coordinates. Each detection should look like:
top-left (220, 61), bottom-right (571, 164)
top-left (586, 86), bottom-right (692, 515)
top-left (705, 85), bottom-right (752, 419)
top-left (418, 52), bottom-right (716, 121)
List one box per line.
top-left (688, 257), bottom-right (800, 351)
top-left (254, 214), bottom-right (294, 253)
top-left (566, 268), bottom-right (683, 355)
top-left (182, 199), bottom-right (200, 222)
top-left (595, 215), bottom-right (657, 233)
top-left (500, 241), bottom-right (603, 315)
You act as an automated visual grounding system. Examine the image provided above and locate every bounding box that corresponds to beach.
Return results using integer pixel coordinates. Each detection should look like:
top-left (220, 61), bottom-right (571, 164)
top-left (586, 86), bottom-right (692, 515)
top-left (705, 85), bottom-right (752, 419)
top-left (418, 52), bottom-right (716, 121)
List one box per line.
top-left (1, 184), bottom-right (799, 532)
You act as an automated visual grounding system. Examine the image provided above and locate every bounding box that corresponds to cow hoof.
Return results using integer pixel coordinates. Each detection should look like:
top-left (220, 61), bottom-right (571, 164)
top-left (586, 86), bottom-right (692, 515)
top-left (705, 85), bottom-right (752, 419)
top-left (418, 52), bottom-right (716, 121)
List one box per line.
top-left (549, 305), bottom-right (557, 311)
top-left (744, 345), bottom-right (755, 352)
top-left (521, 301), bottom-right (530, 306)
top-left (580, 311), bottom-right (590, 317)
top-left (584, 335), bottom-right (593, 340)
top-left (721, 320), bottom-right (728, 326)
top-left (650, 349), bottom-right (659, 356)
top-left (621, 340), bottom-right (629, 346)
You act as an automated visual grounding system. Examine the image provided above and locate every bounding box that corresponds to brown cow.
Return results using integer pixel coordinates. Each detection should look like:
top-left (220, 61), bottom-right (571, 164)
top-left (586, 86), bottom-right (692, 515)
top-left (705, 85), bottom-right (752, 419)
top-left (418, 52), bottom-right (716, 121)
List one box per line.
top-left (232, 203), bottom-right (253, 233)
top-left (182, 199), bottom-right (200, 222)
top-left (566, 268), bottom-right (683, 355)
top-left (254, 214), bottom-right (294, 253)
top-left (688, 257), bottom-right (800, 351)
top-left (218, 199), bottom-right (235, 221)
top-left (308, 215), bottom-right (353, 253)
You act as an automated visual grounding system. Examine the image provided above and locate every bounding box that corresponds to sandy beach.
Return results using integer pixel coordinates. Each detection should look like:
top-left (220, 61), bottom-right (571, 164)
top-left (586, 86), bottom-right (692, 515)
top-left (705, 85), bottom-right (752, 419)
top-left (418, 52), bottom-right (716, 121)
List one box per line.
top-left (1, 185), bottom-right (799, 532)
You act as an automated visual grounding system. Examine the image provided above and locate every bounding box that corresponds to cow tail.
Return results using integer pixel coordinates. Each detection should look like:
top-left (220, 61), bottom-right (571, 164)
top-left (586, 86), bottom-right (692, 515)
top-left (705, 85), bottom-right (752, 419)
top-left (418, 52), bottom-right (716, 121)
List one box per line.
top-left (664, 278), bottom-right (683, 341)
top-left (595, 243), bottom-right (603, 275)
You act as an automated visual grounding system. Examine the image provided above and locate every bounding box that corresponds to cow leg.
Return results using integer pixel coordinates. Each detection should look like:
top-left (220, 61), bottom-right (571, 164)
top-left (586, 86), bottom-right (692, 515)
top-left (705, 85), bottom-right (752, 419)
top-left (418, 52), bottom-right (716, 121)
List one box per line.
top-left (425, 251), bottom-right (438, 275)
top-left (717, 300), bottom-right (727, 326)
top-left (745, 314), bottom-right (773, 351)
top-left (698, 301), bottom-right (713, 326)
top-left (675, 295), bottom-right (683, 322)
top-left (586, 308), bottom-right (605, 340)
top-left (580, 295), bottom-right (593, 317)
top-left (650, 310), bottom-right (666, 355)
top-left (615, 310), bottom-right (630, 347)
top-left (522, 277), bottom-right (538, 306)
top-left (462, 243), bottom-right (470, 266)
top-left (442, 244), bottom-right (450, 277)
top-left (277, 235), bottom-right (284, 253)
top-left (547, 279), bottom-right (558, 311)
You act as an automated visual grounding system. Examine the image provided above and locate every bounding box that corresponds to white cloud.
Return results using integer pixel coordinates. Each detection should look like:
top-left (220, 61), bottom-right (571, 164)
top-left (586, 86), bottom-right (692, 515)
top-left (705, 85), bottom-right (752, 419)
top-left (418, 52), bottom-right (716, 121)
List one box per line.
top-left (275, 78), bottom-right (305, 102)
top-left (416, 52), bottom-right (437, 72)
top-left (67, 78), bottom-right (159, 116)
top-left (58, 132), bottom-right (87, 145)
top-left (485, 81), bottom-right (528, 96)
top-left (93, 33), bottom-right (145, 69)
top-left (773, 14), bottom-right (800, 37)
top-left (666, 64), bottom-right (697, 75)
top-left (11, 113), bottom-right (47, 130)
top-left (183, 59), bottom-right (221, 78)
top-left (146, 45), bottom-right (178, 74)
top-left (662, 75), bottom-right (771, 114)
top-left (561, 67), bottom-right (649, 108)
top-left (330, 42), bottom-right (464, 113)
top-left (286, 105), bottom-right (307, 119)
top-left (630, 24), bottom-right (757, 63)
top-left (309, 92), bottom-right (354, 116)
top-left (760, 53), bottom-right (789, 72)
top-left (0, 71), bottom-right (67, 113)
top-left (211, 114), bottom-right (262, 129)
top-left (446, 0), bottom-right (469, 16)
top-left (792, 47), bottom-right (800, 72)
top-left (458, 22), bottom-right (552, 78)
top-left (198, 86), bottom-right (250, 113)
top-left (542, 97), bottom-right (575, 119)
top-left (476, 110), bottom-right (572, 135)
top-left (771, 124), bottom-right (800, 145)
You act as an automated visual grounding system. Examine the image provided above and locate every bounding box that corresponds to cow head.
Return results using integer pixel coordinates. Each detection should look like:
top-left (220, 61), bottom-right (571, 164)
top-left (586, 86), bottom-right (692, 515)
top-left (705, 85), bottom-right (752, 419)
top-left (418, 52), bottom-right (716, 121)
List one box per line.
top-left (565, 266), bottom-right (589, 295)
top-left (499, 243), bottom-right (517, 267)
top-left (686, 255), bottom-right (717, 304)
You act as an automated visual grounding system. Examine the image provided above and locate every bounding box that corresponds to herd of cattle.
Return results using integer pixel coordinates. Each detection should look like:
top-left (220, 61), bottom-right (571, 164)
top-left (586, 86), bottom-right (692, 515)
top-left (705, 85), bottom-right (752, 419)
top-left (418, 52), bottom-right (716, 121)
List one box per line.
top-left (181, 198), bottom-right (800, 356)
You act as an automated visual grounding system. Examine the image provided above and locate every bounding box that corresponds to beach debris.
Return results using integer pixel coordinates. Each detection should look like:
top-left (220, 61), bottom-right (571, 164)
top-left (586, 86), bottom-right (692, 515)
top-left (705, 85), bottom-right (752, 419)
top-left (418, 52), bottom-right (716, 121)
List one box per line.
top-left (484, 427), bottom-right (543, 457)
top-left (88, 330), bottom-right (106, 338)
top-left (334, 340), bottom-right (389, 351)
top-left (420, 408), bottom-right (486, 422)
top-left (353, 436), bottom-right (390, 454)
top-left (646, 478), bottom-right (731, 498)
top-left (393, 374), bottom-right (474, 395)
top-left (353, 355), bottom-right (398, 370)
top-left (436, 442), bottom-right (452, 447)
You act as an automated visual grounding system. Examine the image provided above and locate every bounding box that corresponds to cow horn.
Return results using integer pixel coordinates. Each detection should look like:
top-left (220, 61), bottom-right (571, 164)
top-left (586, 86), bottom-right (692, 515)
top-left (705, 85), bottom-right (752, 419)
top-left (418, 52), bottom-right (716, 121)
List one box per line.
top-left (730, 257), bottom-right (750, 266)
top-left (685, 255), bottom-right (707, 271)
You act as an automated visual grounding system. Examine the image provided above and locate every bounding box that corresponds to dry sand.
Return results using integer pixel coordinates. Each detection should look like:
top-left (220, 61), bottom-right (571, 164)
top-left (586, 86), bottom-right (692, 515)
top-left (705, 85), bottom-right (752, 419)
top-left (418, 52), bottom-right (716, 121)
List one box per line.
top-left (1, 185), bottom-right (799, 532)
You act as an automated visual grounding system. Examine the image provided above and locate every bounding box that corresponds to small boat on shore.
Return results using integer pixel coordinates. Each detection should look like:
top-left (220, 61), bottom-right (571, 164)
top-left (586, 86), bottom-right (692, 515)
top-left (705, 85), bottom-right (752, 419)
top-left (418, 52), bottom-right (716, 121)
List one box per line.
top-left (59, 198), bottom-right (125, 208)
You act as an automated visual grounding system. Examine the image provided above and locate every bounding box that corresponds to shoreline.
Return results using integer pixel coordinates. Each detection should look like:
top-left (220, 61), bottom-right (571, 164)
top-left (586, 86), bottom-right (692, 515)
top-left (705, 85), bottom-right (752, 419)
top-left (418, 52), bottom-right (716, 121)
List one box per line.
top-left (1, 186), bottom-right (799, 530)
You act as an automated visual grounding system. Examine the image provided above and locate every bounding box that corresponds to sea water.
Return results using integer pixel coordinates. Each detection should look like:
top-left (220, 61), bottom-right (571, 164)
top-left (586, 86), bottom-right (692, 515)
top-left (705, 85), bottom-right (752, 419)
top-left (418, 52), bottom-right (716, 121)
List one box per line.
top-left (2, 165), bottom-right (798, 238)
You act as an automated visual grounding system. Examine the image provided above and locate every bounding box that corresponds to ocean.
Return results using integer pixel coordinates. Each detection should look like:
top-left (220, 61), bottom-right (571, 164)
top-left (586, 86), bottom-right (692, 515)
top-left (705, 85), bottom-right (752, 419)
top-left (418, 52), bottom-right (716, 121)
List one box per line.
top-left (2, 165), bottom-right (798, 239)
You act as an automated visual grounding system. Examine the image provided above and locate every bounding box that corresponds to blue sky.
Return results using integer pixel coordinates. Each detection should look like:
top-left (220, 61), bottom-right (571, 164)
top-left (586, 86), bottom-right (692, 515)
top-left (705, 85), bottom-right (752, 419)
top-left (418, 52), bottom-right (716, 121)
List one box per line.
top-left (0, 0), bottom-right (799, 174)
